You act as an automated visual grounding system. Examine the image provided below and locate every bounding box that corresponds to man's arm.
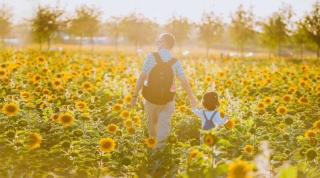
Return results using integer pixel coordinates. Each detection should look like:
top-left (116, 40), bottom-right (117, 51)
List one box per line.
top-left (177, 76), bottom-right (197, 108)
top-left (131, 72), bottom-right (147, 107)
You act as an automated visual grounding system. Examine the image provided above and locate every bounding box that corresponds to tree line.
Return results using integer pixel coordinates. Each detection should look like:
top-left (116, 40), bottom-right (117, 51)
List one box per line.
top-left (0, 2), bottom-right (320, 58)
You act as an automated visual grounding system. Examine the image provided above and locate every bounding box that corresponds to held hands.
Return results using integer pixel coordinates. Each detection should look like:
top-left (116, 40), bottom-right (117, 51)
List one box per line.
top-left (130, 96), bottom-right (138, 107)
top-left (190, 96), bottom-right (198, 108)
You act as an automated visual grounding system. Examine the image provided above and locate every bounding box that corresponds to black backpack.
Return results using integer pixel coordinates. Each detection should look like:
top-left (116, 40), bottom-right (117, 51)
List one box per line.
top-left (142, 52), bottom-right (177, 105)
top-left (202, 110), bottom-right (217, 130)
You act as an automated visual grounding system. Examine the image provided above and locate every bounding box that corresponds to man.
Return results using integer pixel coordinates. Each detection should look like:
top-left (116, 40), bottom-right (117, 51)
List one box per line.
top-left (131, 33), bottom-right (196, 148)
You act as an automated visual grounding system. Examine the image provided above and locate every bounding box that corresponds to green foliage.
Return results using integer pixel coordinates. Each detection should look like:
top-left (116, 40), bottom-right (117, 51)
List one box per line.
top-left (69, 5), bottom-right (101, 39)
top-left (31, 6), bottom-right (65, 48)
top-left (198, 12), bottom-right (223, 58)
top-left (260, 12), bottom-right (289, 55)
top-left (279, 166), bottom-right (297, 178)
top-left (119, 13), bottom-right (158, 48)
top-left (229, 5), bottom-right (255, 54)
top-left (0, 6), bottom-right (11, 41)
top-left (303, 1), bottom-right (320, 58)
top-left (165, 16), bottom-right (190, 47)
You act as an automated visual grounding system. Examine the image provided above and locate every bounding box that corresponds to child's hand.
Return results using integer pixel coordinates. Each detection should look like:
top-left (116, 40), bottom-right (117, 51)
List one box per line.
top-left (190, 98), bottom-right (197, 108)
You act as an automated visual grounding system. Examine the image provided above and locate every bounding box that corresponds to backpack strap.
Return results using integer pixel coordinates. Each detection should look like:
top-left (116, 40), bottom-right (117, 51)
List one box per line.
top-left (168, 58), bottom-right (177, 66)
top-left (203, 110), bottom-right (217, 121)
top-left (209, 111), bottom-right (218, 121)
top-left (152, 52), bottom-right (162, 64)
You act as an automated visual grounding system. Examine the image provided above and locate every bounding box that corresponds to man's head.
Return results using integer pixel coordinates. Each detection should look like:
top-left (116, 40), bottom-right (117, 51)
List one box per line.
top-left (156, 33), bottom-right (176, 50)
top-left (202, 92), bottom-right (220, 111)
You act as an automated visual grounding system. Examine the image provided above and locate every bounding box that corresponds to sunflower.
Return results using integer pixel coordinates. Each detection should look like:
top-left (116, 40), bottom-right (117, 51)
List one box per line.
top-left (124, 95), bottom-right (132, 104)
top-left (304, 130), bottom-right (316, 139)
top-left (145, 137), bottom-right (157, 149)
top-left (127, 127), bottom-right (135, 135)
top-left (298, 97), bottom-right (308, 105)
top-left (225, 120), bottom-right (235, 129)
top-left (81, 112), bottom-right (91, 121)
top-left (82, 81), bottom-right (93, 91)
top-left (37, 56), bottom-right (45, 63)
top-left (124, 119), bottom-right (133, 128)
top-left (188, 148), bottom-right (200, 161)
top-left (288, 86), bottom-right (297, 94)
top-left (50, 113), bottom-right (59, 122)
top-left (243, 145), bottom-right (254, 154)
top-left (203, 134), bottom-right (218, 147)
top-left (120, 110), bottom-right (130, 119)
top-left (219, 110), bottom-right (226, 118)
top-left (2, 102), bottom-right (20, 117)
top-left (313, 120), bottom-right (320, 130)
top-left (257, 103), bottom-right (265, 110)
top-left (258, 108), bottom-right (265, 115)
top-left (29, 133), bottom-right (42, 149)
top-left (99, 138), bottom-right (116, 153)
top-left (276, 106), bottom-right (288, 115)
top-left (59, 112), bottom-right (75, 127)
top-left (299, 80), bottom-right (307, 87)
top-left (75, 101), bottom-right (87, 110)
top-left (20, 91), bottom-right (31, 101)
top-left (0, 69), bottom-right (6, 76)
top-left (43, 89), bottom-right (50, 95)
top-left (205, 76), bottom-right (212, 83)
top-left (263, 97), bottom-right (272, 105)
top-left (227, 160), bottom-right (252, 178)
top-left (282, 95), bottom-right (291, 102)
top-left (52, 79), bottom-right (62, 87)
top-left (112, 103), bottom-right (122, 112)
top-left (106, 124), bottom-right (118, 134)
top-left (32, 75), bottom-right (41, 82)
top-left (39, 102), bottom-right (48, 110)
top-left (132, 117), bottom-right (141, 126)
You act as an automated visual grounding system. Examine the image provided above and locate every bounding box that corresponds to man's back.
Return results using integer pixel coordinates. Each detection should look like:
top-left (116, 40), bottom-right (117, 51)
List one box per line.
top-left (141, 48), bottom-right (185, 79)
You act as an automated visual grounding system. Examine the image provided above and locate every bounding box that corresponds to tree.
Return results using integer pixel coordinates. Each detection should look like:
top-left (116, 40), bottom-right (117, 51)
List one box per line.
top-left (303, 1), bottom-right (320, 59)
top-left (69, 6), bottom-right (100, 47)
top-left (229, 5), bottom-right (255, 56)
top-left (198, 12), bottom-right (223, 59)
top-left (105, 16), bottom-right (121, 50)
top-left (31, 6), bottom-right (64, 49)
top-left (292, 21), bottom-right (309, 59)
top-left (165, 16), bottom-right (190, 48)
top-left (260, 12), bottom-right (289, 56)
top-left (0, 6), bottom-right (11, 44)
top-left (120, 13), bottom-right (158, 50)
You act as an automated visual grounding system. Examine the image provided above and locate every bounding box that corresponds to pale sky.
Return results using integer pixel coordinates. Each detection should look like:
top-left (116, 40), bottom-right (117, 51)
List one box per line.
top-left (1, 0), bottom-right (318, 24)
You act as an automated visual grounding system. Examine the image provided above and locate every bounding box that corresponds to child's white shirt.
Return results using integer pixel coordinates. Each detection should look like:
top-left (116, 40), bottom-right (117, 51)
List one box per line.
top-left (192, 108), bottom-right (228, 129)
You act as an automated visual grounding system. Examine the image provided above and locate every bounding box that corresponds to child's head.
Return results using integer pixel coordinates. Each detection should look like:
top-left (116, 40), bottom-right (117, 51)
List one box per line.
top-left (202, 92), bottom-right (219, 111)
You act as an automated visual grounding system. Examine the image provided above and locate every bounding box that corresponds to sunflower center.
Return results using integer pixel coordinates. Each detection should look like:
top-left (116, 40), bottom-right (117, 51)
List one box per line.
top-left (6, 105), bottom-right (17, 113)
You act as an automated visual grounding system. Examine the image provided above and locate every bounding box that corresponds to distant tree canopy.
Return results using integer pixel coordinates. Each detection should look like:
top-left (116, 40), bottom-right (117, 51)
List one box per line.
top-left (120, 13), bottom-right (158, 49)
top-left (165, 16), bottom-right (190, 48)
top-left (31, 6), bottom-right (65, 49)
top-left (229, 5), bottom-right (255, 55)
top-left (0, 6), bottom-right (11, 42)
top-left (292, 21), bottom-right (310, 59)
top-left (303, 1), bottom-right (320, 58)
top-left (9, 1), bottom-right (319, 58)
top-left (260, 12), bottom-right (290, 56)
top-left (198, 12), bottom-right (223, 58)
top-left (69, 5), bottom-right (101, 43)
top-left (105, 16), bottom-right (122, 49)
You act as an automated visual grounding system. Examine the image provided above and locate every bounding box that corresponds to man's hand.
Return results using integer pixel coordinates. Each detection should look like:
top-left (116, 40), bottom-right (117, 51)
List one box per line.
top-left (130, 96), bottom-right (138, 107)
top-left (190, 97), bottom-right (197, 108)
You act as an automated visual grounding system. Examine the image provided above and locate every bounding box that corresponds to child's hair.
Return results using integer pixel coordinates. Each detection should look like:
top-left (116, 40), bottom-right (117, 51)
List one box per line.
top-left (202, 92), bottom-right (220, 111)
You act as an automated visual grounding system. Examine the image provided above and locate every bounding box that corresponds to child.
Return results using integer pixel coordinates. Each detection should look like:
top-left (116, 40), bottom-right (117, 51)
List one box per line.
top-left (192, 92), bottom-right (228, 130)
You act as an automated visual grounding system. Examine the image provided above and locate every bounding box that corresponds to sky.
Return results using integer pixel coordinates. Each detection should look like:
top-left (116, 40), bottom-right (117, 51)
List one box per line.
top-left (1, 0), bottom-right (318, 24)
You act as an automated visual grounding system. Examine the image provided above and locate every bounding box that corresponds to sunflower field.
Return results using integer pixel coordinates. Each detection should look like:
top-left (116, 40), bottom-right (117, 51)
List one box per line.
top-left (0, 49), bottom-right (320, 178)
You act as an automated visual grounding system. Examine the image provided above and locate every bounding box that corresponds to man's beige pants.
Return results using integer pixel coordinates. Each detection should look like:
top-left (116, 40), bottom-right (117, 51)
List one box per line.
top-left (144, 100), bottom-right (175, 147)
